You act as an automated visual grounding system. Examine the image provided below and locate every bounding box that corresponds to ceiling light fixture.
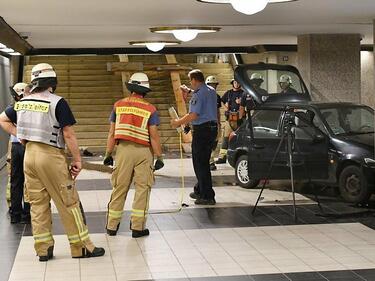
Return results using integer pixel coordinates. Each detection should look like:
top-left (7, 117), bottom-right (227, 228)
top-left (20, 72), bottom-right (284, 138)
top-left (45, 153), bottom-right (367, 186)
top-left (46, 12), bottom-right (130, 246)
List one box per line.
top-left (129, 41), bottom-right (180, 52)
top-left (1, 48), bottom-right (14, 53)
top-left (150, 27), bottom-right (221, 42)
top-left (197, 0), bottom-right (297, 15)
top-left (0, 43), bottom-right (6, 49)
top-left (9, 52), bottom-right (21, 56)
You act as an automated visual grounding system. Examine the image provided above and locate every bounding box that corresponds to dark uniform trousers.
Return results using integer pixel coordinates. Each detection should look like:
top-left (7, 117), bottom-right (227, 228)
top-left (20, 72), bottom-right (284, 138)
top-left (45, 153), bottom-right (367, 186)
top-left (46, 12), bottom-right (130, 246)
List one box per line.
top-left (10, 142), bottom-right (30, 216)
top-left (192, 121), bottom-right (218, 199)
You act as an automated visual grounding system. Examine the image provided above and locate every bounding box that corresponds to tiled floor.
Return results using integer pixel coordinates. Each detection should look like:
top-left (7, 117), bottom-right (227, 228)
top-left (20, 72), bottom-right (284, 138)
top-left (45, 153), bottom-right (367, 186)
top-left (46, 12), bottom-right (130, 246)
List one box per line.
top-left (8, 223), bottom-right (375, 281)
top-left (2, 158), bottom-right (375, 281)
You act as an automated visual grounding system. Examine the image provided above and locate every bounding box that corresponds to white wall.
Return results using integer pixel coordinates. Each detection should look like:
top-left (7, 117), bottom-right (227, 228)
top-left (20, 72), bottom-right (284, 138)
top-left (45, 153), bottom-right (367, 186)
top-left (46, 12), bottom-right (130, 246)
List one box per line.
top-left (0, 56), bottom-right (12, 167)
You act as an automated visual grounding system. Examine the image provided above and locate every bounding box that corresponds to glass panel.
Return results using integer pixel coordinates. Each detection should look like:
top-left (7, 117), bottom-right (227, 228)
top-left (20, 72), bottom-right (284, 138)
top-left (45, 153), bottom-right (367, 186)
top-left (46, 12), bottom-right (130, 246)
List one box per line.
top-left (252, 110), bottom-right (281, 136)
top-left (320, 106), bottom-right (374, 135)
top-left (246, 69), bottom-right (305, 96)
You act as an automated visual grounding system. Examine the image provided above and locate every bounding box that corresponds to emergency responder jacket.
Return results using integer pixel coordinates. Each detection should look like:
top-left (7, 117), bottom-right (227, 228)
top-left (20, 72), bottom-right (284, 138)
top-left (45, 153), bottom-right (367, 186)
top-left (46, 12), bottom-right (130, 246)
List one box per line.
top-left (114, 96), bottom-right (156, 146)
top-left (15, 91), bottom-right (65, 149)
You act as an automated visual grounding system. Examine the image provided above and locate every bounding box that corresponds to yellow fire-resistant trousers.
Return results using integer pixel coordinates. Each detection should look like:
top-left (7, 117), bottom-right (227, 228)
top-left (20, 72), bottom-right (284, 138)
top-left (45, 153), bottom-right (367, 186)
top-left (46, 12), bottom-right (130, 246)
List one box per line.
top-left (106, 141), bottom-right (154, 232)
top-left (24, 142), bottom-right (95, 257)
top-left (218, 120), bottom-right (235, 158)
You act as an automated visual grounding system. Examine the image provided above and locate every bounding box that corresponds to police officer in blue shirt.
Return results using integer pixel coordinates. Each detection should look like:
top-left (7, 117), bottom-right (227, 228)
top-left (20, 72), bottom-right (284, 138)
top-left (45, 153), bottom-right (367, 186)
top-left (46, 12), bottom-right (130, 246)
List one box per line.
top-left (171, 69), bottom-right (218, 205)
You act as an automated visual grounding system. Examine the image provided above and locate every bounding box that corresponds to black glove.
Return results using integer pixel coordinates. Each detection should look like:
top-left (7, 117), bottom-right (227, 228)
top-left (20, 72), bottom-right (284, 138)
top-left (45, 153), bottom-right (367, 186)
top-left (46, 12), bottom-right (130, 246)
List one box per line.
top-left (103, 152), bottom-right (113, 166)
top-left (184, 125), bottom-right (191, 134)
top-left (237, 118), bottom-right (244, 127)
top-left (154, 156), bottom-right (164, 171)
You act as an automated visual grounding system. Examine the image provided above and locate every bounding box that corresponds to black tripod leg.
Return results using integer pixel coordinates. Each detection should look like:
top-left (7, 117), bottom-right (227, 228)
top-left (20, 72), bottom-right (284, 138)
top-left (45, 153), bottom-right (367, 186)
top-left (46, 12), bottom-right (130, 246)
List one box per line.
top-left (287, 129), bottom-right (297, 222)
top-left (293, 140), bottom-right (325, 214)
top-left (252, 133), bottom-right (285, 216)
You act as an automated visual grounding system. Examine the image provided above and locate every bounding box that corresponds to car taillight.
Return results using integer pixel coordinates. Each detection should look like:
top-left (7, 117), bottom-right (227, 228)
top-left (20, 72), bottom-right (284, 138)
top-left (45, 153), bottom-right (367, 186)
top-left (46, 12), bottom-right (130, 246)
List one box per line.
top-left (229, 131), bottom-right (236, 142)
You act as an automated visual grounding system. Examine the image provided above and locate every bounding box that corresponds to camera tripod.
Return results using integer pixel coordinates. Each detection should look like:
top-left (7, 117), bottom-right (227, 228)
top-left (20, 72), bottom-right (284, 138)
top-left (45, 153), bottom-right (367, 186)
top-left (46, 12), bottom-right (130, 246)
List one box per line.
top-left (251, 108), bottom-right (324, 222)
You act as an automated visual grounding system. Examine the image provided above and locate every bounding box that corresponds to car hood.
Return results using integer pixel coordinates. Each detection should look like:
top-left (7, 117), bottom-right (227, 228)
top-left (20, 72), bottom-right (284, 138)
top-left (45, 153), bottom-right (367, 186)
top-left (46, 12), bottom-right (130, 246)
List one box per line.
top-left (336, 133), bottom-right (374, 151)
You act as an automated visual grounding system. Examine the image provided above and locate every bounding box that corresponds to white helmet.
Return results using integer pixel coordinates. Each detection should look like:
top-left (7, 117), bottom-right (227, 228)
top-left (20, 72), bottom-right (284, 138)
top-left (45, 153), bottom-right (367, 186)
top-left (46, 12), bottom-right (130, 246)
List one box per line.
top-left (10, 82), bottom-right (28, 101)
top-left (30, 63), bottom-right (57, 93)
top-left (250, 73), bottom-right (264, 81)
top-left (13, 83), bottom-right (28, 96)
top-left (126, 72), bottom-right (151, 94)
top-left (31, 63), bottom-right (56, 82)
top-left (205, 75), bottom-right (219, 85)
top-left (279, 74), bottom-right (292, 85)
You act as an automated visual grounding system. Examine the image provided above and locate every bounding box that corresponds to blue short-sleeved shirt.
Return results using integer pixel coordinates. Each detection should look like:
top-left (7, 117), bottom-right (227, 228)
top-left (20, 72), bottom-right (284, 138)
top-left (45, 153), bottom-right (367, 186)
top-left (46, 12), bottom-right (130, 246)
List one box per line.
top-left (109, 110), bottom-right (160, 126)
top-left (189, 84), bottom-right (218, 125)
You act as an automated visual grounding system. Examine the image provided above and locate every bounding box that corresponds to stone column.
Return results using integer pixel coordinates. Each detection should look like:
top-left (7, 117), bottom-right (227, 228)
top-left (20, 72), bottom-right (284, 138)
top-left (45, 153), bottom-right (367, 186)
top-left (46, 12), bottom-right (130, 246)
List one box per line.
top-left (297, 34), bottom-right (361, 103)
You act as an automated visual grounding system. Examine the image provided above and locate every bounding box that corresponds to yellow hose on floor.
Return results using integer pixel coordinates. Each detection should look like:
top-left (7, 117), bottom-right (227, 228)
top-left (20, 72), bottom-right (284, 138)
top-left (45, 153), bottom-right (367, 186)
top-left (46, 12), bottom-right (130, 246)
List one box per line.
top-left (149, 132), bottom-right (187, 215)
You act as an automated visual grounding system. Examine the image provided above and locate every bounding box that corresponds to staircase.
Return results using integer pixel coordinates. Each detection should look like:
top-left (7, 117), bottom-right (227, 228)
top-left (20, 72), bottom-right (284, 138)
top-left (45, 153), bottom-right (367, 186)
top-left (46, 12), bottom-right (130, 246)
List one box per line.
top-left (23, 55), bottom-right (234, 153)
top-left (23, 55), bottom-right (122, 152)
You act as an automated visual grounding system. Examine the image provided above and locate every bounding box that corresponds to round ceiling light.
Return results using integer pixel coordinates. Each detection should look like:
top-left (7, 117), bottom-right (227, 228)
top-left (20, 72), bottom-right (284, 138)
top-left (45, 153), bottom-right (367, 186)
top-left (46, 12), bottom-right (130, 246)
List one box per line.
top-left (197, 0), bottom-right (297, 3)
top-left (129, 41), bottom-right (180, 52)
top-left (1, 48), bottom-right (14, 53)
top-left (150, 27), bottom-right (221, 42)
top-left (231, 0), bottom-right (268, 15)
top-left (197, 0), bottom-right (298, 15)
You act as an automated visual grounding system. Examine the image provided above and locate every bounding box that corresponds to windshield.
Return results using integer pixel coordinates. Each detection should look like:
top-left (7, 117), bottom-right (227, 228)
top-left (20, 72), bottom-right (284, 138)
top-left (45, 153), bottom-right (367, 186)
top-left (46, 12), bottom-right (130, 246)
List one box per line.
top-left (319, 106), bottom-right (374, 135)
top-left (246, 69), bottom-right (306, 96)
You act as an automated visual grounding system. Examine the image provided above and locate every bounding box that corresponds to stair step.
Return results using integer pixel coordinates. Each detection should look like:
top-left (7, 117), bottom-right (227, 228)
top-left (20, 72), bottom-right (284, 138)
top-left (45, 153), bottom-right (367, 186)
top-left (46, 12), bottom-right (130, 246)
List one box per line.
top-left (74, 124), bottom-right (110, 132)
top-left (60, 93), bottom-right (123, 99)
top-left (69, 99), bottom-right (116, 105)
top-left (76, 118), bottom-right (110, 125)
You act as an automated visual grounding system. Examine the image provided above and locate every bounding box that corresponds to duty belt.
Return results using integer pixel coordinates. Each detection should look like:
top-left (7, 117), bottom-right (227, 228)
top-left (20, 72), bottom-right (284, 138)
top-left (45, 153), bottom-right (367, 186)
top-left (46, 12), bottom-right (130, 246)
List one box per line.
top-left (193, 121), bottom-right (217, 129)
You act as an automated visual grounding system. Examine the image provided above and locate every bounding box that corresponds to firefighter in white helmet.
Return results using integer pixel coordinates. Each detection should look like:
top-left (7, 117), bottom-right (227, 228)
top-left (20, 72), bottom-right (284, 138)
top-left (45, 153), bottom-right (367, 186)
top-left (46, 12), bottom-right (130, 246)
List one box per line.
top-left (0, 63), bottom-right (105, 261)
top-left (279, 74), bottom-right (298, 95)
top-left (104, 72), bottom-right (163, 238)
top-left (239, 73), bottom-right (266, 119)
top-left (216, 78), bottom-right (243, 164)
top-left (6, 83), bottom-right (31, 224)
top-left (205, 75), bottom-right (222, 171)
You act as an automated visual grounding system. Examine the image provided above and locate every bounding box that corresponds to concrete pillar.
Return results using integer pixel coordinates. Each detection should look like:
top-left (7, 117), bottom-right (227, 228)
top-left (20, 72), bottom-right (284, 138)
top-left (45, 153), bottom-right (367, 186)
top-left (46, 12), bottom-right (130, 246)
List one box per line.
top-left (361, 51), bottom-right (374, 109)
top-left (297, 34), bottom-right (361, 103)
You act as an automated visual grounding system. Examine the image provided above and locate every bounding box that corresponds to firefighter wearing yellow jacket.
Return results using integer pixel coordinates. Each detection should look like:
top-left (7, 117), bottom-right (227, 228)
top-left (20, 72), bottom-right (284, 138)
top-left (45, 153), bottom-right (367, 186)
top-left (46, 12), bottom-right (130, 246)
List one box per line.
top-left (0, 63), bottom-right (105, 261)
top-left (104, 72), bottom-right (164, 238)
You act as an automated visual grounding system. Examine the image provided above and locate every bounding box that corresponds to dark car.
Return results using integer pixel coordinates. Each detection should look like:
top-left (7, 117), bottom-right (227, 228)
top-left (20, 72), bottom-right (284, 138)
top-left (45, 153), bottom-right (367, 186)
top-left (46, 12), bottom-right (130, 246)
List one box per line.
top-left (227, 63), bottom-right (374, 204)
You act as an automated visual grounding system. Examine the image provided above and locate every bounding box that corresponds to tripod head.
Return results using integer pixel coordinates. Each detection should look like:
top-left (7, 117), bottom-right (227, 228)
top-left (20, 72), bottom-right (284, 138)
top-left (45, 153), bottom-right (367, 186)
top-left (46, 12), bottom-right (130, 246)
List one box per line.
top-left (278, 106), bottom-right (297, 137)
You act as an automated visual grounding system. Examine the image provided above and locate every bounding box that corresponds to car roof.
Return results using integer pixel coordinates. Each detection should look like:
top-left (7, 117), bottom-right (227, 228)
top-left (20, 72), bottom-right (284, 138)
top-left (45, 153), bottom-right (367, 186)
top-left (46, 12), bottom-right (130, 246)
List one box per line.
top-left (256, 101), bottom-right (368, 110)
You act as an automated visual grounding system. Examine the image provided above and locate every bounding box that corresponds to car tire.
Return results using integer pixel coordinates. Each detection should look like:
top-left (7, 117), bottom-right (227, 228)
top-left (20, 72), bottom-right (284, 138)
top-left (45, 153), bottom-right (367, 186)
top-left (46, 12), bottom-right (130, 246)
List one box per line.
top-left (338, 165), bottom-right (371, 203)
top-left (235, 155), bottom-right (260, 189)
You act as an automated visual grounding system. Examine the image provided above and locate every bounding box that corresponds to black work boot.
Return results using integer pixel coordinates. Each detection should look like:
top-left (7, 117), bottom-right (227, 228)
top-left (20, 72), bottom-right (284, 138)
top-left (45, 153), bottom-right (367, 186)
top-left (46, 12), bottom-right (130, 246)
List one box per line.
top-left (106, 223), bottom-right (120, 236)
top-left (210, 162), bottom-right (217, 171)
top-left (39, 246), bottom-right (54, 262)
top-left (21, 214), bottom-right (31, 224)
top-left (10, 214), bottom-right (21, 224)
top-left (73, 247), bottom-right (105, 258)
top-left (215, 156), bottom-right (227, 164)
top-left (189, 192), bottom-right (200, 200)
top-left (195, 198), bottom-right (216, 205)
top-left (132, 229), bottom-right (150, 238)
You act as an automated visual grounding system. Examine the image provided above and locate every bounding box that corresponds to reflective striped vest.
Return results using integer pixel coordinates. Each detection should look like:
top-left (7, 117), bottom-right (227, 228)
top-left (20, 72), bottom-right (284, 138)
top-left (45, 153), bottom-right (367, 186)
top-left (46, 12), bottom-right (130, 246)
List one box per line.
top-left (15, 91), bottom-right (65, 149)
top-left (114, 96), bottom-right (156, 146)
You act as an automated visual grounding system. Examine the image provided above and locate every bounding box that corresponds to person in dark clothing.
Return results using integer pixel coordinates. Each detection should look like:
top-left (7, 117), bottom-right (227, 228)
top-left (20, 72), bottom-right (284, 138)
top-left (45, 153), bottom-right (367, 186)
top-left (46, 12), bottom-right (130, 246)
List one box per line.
top-left (279, 74), bottom-right (298, 95)
top-left (7, 83), bottom-right (31, 224)
top-left (205, 75), bottom-right (222, 171)
top-left (171, 70), bottom-right (218, 205)
top-left (216, 79), bottom-right (243, 164)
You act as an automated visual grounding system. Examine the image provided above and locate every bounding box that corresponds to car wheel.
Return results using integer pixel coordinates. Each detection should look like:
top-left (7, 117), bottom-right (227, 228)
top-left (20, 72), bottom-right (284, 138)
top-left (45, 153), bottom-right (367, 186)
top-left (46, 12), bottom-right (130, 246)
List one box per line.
top-left (235, 155), bottom-right (260, 189)
top-left (338, 165), bottom-right (371, 203)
